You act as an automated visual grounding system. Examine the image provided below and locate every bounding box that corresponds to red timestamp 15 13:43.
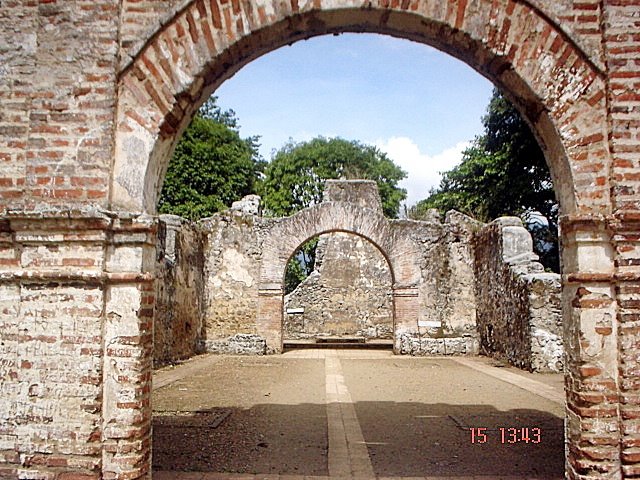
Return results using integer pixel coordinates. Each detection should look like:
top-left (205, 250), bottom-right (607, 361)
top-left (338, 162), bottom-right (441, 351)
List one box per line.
top-left (469, 427), bottom-right (542, 444)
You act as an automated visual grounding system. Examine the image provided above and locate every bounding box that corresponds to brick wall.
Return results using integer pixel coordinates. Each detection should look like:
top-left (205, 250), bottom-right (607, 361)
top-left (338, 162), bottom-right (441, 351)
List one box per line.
top-left (0, 1), bottom-right (118, 213)
top-left (0, 209), bottom-right (156, 479)
top-left (603, 2), bottom-right (640, 477)
top-left (0, 0), bottom-right (637, 477)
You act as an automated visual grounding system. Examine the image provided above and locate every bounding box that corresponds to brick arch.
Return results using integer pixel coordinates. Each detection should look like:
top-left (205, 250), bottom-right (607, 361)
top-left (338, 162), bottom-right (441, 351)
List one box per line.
top-left (260, 202), bottom-right (420, 287)
top-left (108, 2), bottom-right (619, 478)
top-left (257, 201), bottom-right (421, 351)
top-left (281, 229), bottom-right (398, 284)
top-left (4, 1), bottom-right (640, 479)
top-left (113, 0), bottom-right (610, 218)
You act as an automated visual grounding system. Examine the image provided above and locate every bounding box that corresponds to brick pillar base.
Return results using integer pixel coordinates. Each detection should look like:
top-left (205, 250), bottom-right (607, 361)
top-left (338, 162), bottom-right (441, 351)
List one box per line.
top-left (393, 286), bottom-right (420, 353)
top-left (562, 214), bottom-right (620, 479)
top-left (0, 209), bottom-right (157, 480)
top-left (102, 213), bottom-right (157, 480)
top-left (257, 284), bottom-right (284, 353)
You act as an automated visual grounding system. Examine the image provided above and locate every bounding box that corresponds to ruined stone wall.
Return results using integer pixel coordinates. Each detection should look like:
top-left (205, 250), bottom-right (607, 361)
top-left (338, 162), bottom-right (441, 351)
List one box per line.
top-left (191, 190), bottom-right (481, 354)
top-left (395, 210), bottom-right (480, 355)
top-left (474, 218), bottom-right (563, 372)
top-left (198, 203), bottom-right (278, 355)
top-left (154, 215), bottom-right (205, 367)
top-left (158, 201), bottom-right (561, 371)
top-left (527, 274), bottom-right (563, 372)
top-left (284, 232), bottom-right (394, 339)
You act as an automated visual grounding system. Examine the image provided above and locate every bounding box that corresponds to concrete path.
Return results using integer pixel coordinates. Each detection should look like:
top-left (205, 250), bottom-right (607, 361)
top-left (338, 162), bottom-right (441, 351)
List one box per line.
top-left (153, 350), bottom-right (565, 480)
top-left (325, 350), bottom-right (375, 478)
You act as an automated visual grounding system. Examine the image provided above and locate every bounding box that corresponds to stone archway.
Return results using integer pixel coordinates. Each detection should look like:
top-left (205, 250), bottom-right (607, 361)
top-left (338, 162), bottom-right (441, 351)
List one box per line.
top-left (257, 180), bottom-right (421, 352)
top-left (2, 1), bottom-right (639, 479)
top-left (110, 7), bottom-right (617, 476)
top-left (113, 1), bottom-right (610, 217)
top-left (282, 231), bottom-right (396, 344)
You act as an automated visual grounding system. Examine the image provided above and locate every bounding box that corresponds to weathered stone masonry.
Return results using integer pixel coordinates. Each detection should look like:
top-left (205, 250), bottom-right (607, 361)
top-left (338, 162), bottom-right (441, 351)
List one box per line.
top-left (174, 181), bottom-right (480, 356)
top-left (161, 183), bottom-right (557, 368)
top-left (474, 217), bottom-right (563, 372)
top-left (398, 210), bottom-right (481, 356)
top-left (198, 200), bottom-right (277, 355)
top-left (284, 231), bottom-right (395, 341)
top-left (154, 215), bottom-right (205, 367)
top-left (1, 0), bottom-right (639, 478)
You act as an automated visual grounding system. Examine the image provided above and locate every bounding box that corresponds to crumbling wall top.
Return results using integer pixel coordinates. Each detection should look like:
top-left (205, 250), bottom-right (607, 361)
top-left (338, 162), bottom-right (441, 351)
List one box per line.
top-left (322, 180), bottom-right (383, 213)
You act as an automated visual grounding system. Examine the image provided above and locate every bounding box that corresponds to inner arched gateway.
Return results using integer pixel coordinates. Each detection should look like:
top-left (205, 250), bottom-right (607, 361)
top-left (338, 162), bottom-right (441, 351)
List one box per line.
top-left (283, 231), bottom-right (395, 344)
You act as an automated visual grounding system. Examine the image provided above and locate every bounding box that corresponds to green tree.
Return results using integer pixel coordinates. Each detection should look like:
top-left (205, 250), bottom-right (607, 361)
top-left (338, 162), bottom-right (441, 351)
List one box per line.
top-left (411, 89), bottom-right (559, 271)
top-left (158, 98), bottom-right (265, 220)
top-left (284, 237), bottom-right (318, 294)
top-left (261, 137), bottom-right (407, 218)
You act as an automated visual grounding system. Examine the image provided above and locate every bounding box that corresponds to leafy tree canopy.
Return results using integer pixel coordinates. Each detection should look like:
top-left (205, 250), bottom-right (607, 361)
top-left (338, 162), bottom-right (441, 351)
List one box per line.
top-left (410, 89), bottom-right (559, 271)
top-left (158, 97), bottom-right (265, 220)
top-left (261, 137), bottom-right (407, 218)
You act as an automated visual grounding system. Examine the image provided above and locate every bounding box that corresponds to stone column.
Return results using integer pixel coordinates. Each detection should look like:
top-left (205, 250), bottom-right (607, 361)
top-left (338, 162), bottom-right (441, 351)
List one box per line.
top-left (561, 215), bottom-right (619, 478)
top-left (257, 284), bottom-right (284, 354)
top-left (101, 213), bottom-right (157, 480)
top-left (392, 286), bottom-right (419, 354)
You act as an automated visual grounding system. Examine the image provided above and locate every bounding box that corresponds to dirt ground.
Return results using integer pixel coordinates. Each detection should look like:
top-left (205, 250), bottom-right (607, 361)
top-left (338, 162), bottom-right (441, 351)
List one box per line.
top-left (153, 355), bottom-right (328, 475)
top-left (152, 350), bottom-right (565, 478)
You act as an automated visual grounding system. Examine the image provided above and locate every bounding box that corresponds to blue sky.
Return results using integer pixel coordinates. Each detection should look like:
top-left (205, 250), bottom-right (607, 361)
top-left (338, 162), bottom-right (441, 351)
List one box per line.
top-left (215, 33), bottom-right (494, 207)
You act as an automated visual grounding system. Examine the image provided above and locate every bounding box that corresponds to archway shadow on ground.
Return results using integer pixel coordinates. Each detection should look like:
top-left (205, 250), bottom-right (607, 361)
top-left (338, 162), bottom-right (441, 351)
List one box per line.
top-left (152, 401), bottom-right (563, 478)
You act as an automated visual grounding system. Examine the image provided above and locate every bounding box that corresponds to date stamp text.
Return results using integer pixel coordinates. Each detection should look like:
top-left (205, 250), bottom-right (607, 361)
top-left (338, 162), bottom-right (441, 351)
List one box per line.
top-left (469, 427), bottom-right (542, 444)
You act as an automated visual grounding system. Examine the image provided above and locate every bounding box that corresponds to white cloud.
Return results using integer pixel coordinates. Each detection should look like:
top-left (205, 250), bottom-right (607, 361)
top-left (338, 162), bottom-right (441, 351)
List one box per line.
top-left (375, 137), bottom-right (469, 208)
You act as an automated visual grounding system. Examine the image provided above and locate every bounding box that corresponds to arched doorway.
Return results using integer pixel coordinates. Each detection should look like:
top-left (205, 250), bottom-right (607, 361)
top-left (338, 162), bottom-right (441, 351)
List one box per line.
top-left (110, 3), bottom-right (615, 478)
top-left (282, 232), bottom-right (395, 345)
top-left (256, 181), bottom-right (421, 353)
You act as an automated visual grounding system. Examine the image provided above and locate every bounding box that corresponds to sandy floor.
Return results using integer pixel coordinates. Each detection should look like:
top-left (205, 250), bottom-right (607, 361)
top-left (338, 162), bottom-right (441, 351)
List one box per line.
top-left (152, 350), bottom-right (565, 479)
